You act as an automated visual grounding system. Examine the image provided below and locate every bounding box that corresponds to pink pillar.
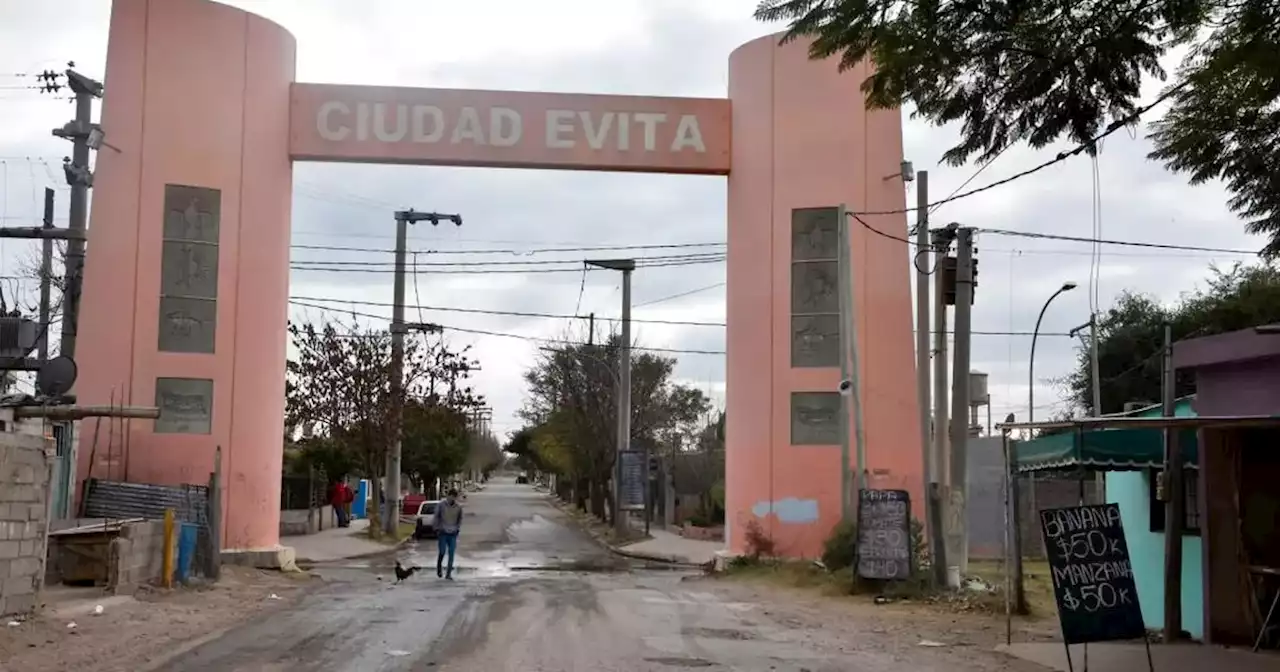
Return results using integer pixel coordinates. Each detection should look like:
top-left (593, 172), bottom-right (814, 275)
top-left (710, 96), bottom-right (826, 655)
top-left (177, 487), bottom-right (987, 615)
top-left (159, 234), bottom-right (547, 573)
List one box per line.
top-left (725, 34), bottom-right (923, 557)
top-left (75, 0), bottom-right (295, 551)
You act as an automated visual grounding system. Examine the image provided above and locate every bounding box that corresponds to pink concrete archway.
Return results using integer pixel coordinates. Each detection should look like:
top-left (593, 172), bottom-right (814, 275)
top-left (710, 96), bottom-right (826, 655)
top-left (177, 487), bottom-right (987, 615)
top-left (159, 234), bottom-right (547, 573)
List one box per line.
top-left (78, 0), bottom-right (921, 557)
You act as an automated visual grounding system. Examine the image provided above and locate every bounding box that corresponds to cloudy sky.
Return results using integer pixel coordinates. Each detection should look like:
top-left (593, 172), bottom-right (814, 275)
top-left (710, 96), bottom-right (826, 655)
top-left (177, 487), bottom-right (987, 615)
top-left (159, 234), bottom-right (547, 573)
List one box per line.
top-left (0, 0), bottom-right (1264, 439)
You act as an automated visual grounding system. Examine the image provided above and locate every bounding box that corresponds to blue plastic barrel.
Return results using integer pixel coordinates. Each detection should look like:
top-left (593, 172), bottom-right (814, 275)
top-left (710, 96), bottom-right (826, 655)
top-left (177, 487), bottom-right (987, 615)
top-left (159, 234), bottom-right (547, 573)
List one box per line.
top-left (175, 522), bottom-right (198, 583)
top-left (352, 479), bottom-right (369, 519)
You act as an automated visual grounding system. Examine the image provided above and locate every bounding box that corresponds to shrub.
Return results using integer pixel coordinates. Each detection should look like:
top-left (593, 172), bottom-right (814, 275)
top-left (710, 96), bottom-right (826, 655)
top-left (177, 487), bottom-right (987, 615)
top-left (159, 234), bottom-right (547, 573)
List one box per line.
top-left (820, 520), bottom-right (857, 571)
top-left (743, 519), bottom-right (776, 559)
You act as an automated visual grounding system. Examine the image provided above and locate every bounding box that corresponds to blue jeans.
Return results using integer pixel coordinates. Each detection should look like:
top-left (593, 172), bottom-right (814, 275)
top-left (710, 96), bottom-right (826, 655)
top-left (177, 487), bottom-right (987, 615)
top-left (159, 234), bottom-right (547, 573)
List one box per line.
top-left (436, 531), bottom-right (458, 577)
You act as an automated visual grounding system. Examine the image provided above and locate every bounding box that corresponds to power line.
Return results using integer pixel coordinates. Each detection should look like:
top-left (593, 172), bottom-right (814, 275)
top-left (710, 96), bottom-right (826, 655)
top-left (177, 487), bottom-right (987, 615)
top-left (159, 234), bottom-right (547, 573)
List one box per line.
top-left (290, 256), bottom-right (724, 274)
top-left (976, 228), bottom-right (1258, 255)
top-left (288, 299), bottom-right (726, 355)
top-left (850, 211), bottom-right (1261, 257)
top-left (288, 251), bottom-right (725, 268)
top-left (289, 240), bottom-right (725, 255)
top-left (851, 81), bottom-right (1192, 217)
top-left (294, 296), bottom-right (722, 327)
top-left (291, 295), bottom-right (1078, 336)
top-left (633, 282), bottom-right (725, 307)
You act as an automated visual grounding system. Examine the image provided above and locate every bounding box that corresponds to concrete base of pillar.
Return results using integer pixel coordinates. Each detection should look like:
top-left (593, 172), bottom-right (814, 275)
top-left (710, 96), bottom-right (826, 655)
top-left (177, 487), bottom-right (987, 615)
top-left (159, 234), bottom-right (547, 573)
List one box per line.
top-left (221, 545), bottom-right (298, 572)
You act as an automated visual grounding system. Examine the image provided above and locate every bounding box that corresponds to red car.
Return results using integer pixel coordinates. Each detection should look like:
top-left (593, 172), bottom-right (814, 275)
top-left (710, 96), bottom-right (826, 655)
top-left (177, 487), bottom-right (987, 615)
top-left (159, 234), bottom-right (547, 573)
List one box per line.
top-left (402, 493), bottom-right (427, 516)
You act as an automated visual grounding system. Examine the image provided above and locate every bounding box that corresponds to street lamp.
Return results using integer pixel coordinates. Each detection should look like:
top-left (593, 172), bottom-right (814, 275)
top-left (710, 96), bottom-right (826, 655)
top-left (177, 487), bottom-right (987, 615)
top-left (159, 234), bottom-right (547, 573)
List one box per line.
top-left (584, 258), bottom-right (636, 538)
top-left (1028, 281), bottom-right (1078, 433)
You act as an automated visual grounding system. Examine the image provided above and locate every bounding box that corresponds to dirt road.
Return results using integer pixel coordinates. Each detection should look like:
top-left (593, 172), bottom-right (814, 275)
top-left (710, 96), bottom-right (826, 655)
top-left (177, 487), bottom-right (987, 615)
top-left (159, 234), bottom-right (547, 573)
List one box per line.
top-left (150, 478), bottom-right (1050, 671)
top-left (0, 566), bottom-right (310, 672)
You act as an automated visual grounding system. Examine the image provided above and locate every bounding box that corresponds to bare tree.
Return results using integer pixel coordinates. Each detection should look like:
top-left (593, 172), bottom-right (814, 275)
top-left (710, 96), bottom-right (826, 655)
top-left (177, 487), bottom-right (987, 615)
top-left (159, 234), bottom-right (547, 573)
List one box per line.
top-left (285, 317), bottom-right (429, 538)
top-left (519, 331), bottom-right (711, 522)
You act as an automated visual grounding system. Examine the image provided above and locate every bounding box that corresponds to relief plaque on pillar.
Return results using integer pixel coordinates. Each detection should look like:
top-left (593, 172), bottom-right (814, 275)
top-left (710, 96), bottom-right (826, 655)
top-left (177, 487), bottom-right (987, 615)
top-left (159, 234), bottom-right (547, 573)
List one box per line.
top-left (790, 391), bottom-right (841, 445)
top-left (790, 207), bottom-right (840, 367)
top-left (155, 377), bottom-right (214, 434)
top-left (159, 184), bottom-right (220, 353)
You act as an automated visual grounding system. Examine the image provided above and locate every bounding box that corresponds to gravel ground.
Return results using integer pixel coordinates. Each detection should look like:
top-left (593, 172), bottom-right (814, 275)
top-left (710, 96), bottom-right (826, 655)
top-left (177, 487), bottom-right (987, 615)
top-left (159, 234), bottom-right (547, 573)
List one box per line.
top-left (689, 574), bottom-right (1061, 671)
top-left (0, 566), bottom-right (313, 672)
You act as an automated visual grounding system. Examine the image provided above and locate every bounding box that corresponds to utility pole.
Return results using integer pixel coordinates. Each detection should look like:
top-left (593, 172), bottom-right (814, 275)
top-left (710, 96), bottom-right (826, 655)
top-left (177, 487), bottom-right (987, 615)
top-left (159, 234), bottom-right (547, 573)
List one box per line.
top-left (837, 205), bottom-right (868, 518)
top-left (38, 188), bottom-right (55, 363)
top-left (948, 226), bottom-right (975, 576)
top-left (51, 68), bottom-right (104, 361)
top-left (1090, 314), bottom-right (1105, 500)
top-left (914, 172), bottom-right (931, 483)
top-left (387, 209), bottom-right (460, 535)
top-left (588, 313), bottom-right (595, 346)
top-left (930, 228), bottom-right (952, 582)
top-left (915, 175), bottom-right (946, 586)
top-left (586, 259), bottom-right (635, 538)
top-left (1161, 321), bottom-right (1185, 641)
top-left (931, 230), bottom-right (951, 490)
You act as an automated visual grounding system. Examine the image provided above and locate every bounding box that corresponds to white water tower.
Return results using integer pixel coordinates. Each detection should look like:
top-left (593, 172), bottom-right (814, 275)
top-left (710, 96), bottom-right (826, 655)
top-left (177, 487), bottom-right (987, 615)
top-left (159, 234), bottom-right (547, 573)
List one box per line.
top-left (968, 370), bottom-right (990, 435)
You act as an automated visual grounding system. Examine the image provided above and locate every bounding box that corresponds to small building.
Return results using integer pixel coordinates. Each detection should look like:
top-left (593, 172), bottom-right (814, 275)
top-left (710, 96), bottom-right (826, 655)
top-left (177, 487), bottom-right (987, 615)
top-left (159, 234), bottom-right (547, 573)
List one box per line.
top-left (1173, 326), bottom-right (1280, 647)
top-left (1015, 397), bottom-right (1204, 638)
top-left (1103, 398), bottom-right (1203, 640)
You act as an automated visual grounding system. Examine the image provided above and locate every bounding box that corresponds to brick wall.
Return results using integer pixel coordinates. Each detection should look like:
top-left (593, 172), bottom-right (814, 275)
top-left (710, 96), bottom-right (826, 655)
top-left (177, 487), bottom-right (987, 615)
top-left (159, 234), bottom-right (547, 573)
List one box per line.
top-left (107, 520), bottom-right (166, 593)
top-left (0, 433), bottom-right (53, 618)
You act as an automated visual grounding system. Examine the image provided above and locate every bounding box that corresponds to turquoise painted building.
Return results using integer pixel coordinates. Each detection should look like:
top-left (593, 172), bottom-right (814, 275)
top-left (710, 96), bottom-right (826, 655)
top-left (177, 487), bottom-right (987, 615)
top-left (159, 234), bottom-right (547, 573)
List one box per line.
top-left (1017, 397), bottom-right (1205, 639)
top-left (1106, 398), bottom-right (1203, 639)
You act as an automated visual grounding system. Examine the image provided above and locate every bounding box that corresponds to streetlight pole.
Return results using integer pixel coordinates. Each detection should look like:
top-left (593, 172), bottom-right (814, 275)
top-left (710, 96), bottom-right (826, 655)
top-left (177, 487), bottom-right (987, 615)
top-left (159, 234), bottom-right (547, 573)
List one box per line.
top-left (1028, 281), bottom-right (1078, 430)
top-left (586, 258), bottom-right (635, 538)
top-left (1027, 281), bottom-right (1077, 513)
top-left (386, 209), bottom-right (459, 535)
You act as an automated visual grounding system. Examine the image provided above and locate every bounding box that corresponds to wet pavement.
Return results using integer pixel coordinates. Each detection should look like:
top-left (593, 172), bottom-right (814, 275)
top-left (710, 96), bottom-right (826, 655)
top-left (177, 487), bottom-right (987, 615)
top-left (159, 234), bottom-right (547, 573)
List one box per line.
top-left (157, 479), bottom-right (1041, 671)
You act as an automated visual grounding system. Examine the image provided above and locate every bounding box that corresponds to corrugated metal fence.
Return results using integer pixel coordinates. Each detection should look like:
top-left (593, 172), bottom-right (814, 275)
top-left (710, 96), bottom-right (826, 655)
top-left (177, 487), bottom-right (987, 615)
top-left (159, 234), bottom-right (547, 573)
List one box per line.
top-left (82, 478), bottom-right (216, 578)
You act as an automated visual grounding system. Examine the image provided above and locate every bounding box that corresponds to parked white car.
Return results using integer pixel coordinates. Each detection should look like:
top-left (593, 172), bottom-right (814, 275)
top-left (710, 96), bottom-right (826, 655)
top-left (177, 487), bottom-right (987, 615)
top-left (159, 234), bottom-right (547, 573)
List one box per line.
top-left (413, 500), bottom-right (442, 539)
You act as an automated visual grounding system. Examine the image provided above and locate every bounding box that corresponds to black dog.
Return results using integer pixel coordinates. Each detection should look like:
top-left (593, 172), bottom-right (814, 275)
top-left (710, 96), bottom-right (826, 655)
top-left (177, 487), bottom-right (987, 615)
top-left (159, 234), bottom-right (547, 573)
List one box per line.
top-left (394, 561), bottom-right (421, 584)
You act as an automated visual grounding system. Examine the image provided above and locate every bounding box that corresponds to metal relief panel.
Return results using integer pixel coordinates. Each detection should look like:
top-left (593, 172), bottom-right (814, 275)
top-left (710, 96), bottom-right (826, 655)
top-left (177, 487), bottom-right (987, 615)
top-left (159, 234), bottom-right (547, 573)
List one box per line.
top-left (163, 185), bottom-right (221, 243)
top-left (160, 241), bottom-right (220, 298)
top-left (791, 314), bottom-right (840, 367)
top-left (791, 207), bottom-right (839, 261)
top-left (790, 392), bottom-right (841, 445)
top-left (155, 377), bottom-right (214, 435)
top-left (160, 184), bottom-right (220, 354)
top-left (791, 260), bottom-right (839, 314)
top-left (158, 296), bottom-right (217, 353)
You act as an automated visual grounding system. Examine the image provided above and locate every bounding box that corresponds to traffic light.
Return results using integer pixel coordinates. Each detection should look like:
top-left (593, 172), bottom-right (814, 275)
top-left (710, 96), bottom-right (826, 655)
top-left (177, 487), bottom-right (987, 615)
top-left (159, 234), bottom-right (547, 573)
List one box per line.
top-left (647, 455), bottom-right (660, 479)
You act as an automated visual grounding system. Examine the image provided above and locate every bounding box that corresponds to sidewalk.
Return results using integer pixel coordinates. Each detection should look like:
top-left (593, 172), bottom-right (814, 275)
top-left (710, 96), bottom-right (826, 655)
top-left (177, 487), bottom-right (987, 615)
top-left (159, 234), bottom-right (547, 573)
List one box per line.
top-left (287, 519), bottom-right (400, 564)
top-left (615, 527), bottom-right (723, 566)
top-left (997, 641), bottom-right (1280, 672)
top-left (544, 494), bottom-right (724, 565)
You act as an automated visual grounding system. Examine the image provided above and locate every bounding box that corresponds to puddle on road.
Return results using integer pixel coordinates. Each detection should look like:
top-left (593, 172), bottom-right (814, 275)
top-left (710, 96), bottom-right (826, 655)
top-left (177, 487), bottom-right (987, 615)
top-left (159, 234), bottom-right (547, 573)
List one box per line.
top-left (310, 546), bottom-right (635, 578)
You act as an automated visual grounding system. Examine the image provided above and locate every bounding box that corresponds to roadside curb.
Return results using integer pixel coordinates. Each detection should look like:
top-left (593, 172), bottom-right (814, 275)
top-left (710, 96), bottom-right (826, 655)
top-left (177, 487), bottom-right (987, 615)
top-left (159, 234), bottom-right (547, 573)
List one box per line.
top-left (543, 493), bottom-right (710, 569)
top-left (294, 535), bottom-right (414, 567)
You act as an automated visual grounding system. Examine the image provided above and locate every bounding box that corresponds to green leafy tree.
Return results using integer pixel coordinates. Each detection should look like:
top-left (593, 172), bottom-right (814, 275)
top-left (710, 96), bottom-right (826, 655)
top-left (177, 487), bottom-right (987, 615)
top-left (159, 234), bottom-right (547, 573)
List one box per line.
top-left (755, 0), bottom-right (1280, 255)
top-left (1063, 262), bottom-right (1280, 413)
top-left (519, 333), bottom-right (712, 521)
top-left (285, 317), bottom-right (482, 536)
top-left (401, 401), bottom-right (471, 497)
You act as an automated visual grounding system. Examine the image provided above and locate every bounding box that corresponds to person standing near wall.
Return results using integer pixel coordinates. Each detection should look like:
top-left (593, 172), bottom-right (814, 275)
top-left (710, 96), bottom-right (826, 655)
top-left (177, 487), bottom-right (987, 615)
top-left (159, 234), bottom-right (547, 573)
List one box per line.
top-left (332, 478), bottom-right (351, 528)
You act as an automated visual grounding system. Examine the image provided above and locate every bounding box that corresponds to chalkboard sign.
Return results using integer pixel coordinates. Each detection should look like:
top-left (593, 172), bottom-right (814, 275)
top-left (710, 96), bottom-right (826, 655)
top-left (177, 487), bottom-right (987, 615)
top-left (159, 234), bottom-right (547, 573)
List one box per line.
top-left (1040, 504), bottom-right (1147, 644)
top-left (856, 489), bottom-right (912, 580)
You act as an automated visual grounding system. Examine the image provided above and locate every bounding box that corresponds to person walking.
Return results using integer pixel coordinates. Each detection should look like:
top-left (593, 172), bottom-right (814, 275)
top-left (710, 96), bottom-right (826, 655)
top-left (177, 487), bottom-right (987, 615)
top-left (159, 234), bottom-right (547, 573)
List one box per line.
top-left (432, 488), bottom-right (463, 579)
